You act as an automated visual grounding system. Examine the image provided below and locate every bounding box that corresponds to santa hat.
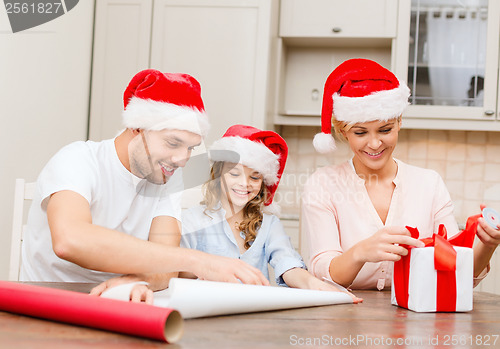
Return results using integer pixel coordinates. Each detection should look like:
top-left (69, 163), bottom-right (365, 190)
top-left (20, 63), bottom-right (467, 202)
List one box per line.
top-left (313, 58), bottom-right (410, 153)
top-left (122, 69), bottom-right (210, 137)
top-left (209, 124), bottom-right (287, 208)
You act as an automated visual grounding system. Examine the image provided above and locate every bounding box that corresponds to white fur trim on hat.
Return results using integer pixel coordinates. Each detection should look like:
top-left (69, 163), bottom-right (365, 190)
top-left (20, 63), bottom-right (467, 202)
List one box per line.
top-left (313, 132), bottom-right (337, 154)
top-left (123, 97), bottom-right (210, 137)
top-left (263, 201), bottom-right (281, 216)
top-left (333, 82), bottom-right (410, 123)
top-left (209, 136), bottom-right (280, 186)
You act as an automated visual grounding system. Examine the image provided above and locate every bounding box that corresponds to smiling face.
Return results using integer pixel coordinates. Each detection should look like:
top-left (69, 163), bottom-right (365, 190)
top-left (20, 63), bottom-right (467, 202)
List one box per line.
top-left (220, 162), bottom-right (264, 212)
top-left (128, 129), bottom-right (201, 184)
top-left (343, 118), bottom-right (401, 174)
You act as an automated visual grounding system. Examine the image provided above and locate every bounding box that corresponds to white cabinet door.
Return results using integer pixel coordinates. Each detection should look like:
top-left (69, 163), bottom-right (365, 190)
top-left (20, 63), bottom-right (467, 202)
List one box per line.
top-left (397, 0), bottom-right (500, 130)
top-left (89, 0), bottom-right (153, 141)
top-left (280, 0), bottom-right (398, 38)
top-left (151, 0), bottom-right (273, 145)
top-left (272, 0), bottom-right (398, 126)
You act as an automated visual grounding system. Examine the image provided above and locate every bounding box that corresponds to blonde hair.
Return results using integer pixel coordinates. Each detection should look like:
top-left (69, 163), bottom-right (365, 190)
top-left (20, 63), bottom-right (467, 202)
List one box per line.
top-left (332, 115), bottom-right (402, 141)
top-left (332, 118), bottom-right (354, 141)
top-left (201, 161), bottom-right (269, 250)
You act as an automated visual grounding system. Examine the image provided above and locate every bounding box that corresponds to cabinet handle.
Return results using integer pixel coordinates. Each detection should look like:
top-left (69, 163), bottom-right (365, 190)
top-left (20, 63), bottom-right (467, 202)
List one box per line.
top-left (484, 110), bottom-right (495, 116)
top-left (332, 27), bottom-right (342, 33)
top-left (311, 88), bottom-right (319, 101)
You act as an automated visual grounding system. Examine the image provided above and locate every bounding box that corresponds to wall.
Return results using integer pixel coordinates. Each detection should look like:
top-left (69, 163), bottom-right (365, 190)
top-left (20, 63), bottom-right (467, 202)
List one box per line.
top-left (275, 125), bottom-right (500, 294)
top-left (0, 2), bottom-right (95, 280)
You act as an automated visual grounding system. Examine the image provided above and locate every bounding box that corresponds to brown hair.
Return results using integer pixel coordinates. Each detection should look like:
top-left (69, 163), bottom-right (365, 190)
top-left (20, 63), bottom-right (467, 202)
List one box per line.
top-left (201, 161), bottom-right (269, 250)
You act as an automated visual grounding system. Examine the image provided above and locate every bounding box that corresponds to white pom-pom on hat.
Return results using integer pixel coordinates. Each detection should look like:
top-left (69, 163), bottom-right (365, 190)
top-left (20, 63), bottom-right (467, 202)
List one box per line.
top-left (313, 132), bottom-right (337, 154)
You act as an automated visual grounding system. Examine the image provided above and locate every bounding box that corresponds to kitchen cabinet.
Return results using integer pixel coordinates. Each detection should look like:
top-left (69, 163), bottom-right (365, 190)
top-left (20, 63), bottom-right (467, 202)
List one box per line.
top-left (271, 0), bottom-right (403, 126)
top-left (397, 0), bottom-right (500, 131)
top-left (271, 0), bottom-right (500, 131)
top-left (150, 0), bottom-right (275, 144)
top-left (89, 0), bottom-right (276, 144)
top-left (279, 0), bottom-right (398, 38)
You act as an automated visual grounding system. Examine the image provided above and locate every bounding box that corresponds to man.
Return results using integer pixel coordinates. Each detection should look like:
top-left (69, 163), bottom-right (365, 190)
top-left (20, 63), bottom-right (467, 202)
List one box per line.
top-left (20, 69), bottom-right (268, 289)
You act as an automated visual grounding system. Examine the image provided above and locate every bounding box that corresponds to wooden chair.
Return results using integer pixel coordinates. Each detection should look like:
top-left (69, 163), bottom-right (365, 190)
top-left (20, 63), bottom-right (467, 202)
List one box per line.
top-left (9, 179), bottom-right (36, 281)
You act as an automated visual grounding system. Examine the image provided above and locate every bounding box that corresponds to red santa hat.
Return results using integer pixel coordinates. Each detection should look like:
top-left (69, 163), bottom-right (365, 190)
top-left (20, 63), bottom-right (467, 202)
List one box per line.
top-left (209, 124), bottom-right (287, 208)
top-left (122, 69), bottom-right (210, 137)
top-left (313, 58), bottom-right (410, 153)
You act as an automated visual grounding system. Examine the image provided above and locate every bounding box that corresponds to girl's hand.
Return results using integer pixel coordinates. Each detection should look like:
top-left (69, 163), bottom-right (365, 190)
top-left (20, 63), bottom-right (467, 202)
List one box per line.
top-left (282, 268), bottom-right (362, 303)
top-left (308, 276), bottom-right (363, 304)
top-left (353, 226), bottom-right (424, 263)
top-left (90, 275), bottom-right (154, 304)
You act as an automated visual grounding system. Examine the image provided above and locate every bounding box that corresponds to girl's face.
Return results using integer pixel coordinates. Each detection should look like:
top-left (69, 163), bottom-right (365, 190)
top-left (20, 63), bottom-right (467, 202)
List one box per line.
top-left (220, 162), bottom-right (263, 211)
top-left (343, 118), bottom-right (401, 173)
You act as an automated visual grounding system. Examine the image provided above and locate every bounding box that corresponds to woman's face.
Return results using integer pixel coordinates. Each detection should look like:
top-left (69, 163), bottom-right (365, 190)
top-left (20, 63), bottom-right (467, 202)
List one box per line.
top-left (220, 162), bottom-right (264, 211)
top-left (343, 118), bottom-right (401, 173)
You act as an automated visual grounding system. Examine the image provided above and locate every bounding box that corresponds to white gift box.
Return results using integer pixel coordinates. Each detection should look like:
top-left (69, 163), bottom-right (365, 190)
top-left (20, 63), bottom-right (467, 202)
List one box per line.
top-left (391, 246), bottom-right (473, 312)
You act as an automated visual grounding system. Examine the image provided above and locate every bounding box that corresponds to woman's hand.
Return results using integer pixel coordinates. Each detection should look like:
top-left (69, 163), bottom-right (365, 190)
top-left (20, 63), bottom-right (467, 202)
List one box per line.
top-left (353, 226), bottom-right (425, 263)
top-left (477, 204), bottom-right (500, 248)
top-left (477, 217), bottom-right (500, 247)
top-left (90, 274), bottom-right (154, 304)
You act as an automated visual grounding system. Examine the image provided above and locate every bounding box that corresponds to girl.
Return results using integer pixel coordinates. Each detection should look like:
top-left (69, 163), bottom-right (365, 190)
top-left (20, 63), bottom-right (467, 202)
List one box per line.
top-left (302, 58), bottom-right (497, 290)
top-left (182, 124), bottom-right (359, 296)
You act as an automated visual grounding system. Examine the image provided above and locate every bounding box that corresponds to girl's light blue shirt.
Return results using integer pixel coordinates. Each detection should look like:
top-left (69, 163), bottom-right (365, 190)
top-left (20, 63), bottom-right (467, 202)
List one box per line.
top-left (181, 203), bottom-right (306, 286)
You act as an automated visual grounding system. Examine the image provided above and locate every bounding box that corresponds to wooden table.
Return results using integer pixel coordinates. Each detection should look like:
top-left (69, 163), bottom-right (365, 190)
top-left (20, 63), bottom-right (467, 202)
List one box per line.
top-left (1, 283), bottom-right (499, 348)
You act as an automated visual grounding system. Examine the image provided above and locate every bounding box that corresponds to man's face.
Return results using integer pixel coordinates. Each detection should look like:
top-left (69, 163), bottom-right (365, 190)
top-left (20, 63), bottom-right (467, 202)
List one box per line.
top-left (128, 129), bottom-right (202, 184)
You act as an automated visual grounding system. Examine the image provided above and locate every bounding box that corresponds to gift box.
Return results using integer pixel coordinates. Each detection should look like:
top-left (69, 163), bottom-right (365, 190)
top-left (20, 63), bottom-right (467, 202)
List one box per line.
top-left (391, 216), bottom-right (479, 312)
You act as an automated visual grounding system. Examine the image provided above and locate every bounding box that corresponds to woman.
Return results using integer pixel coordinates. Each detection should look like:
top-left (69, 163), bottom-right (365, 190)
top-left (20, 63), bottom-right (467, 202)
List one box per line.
top-left (302, 58), bottom-right (496, 290)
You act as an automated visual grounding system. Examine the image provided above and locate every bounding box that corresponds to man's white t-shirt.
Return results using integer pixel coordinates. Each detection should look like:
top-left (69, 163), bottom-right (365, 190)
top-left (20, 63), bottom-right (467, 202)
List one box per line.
top-left (20, 139), bottom-right (183, 282)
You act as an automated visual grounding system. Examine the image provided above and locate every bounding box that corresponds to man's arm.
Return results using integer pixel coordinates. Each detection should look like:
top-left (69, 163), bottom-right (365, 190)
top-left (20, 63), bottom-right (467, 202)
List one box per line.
top-left (47, 190), bottom-right (269, 284)
top-left (135, 216), bottom-right (182, 291)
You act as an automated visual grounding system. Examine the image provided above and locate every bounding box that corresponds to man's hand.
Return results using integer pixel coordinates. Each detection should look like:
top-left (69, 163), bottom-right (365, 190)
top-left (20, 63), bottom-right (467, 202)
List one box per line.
top-left (90, 275), bottom-right (154, 304)
top-left (194, 254), bottom-right (270, 286)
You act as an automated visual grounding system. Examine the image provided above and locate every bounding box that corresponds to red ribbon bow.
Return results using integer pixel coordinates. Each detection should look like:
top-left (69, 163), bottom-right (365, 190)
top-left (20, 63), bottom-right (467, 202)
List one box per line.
top-left (394, 215), bottom-right (479, 311)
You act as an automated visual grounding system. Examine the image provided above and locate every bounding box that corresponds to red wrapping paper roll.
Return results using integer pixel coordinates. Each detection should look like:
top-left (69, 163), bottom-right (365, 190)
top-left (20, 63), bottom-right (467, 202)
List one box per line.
top-left (0, 281), bottom-right (183, 343)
